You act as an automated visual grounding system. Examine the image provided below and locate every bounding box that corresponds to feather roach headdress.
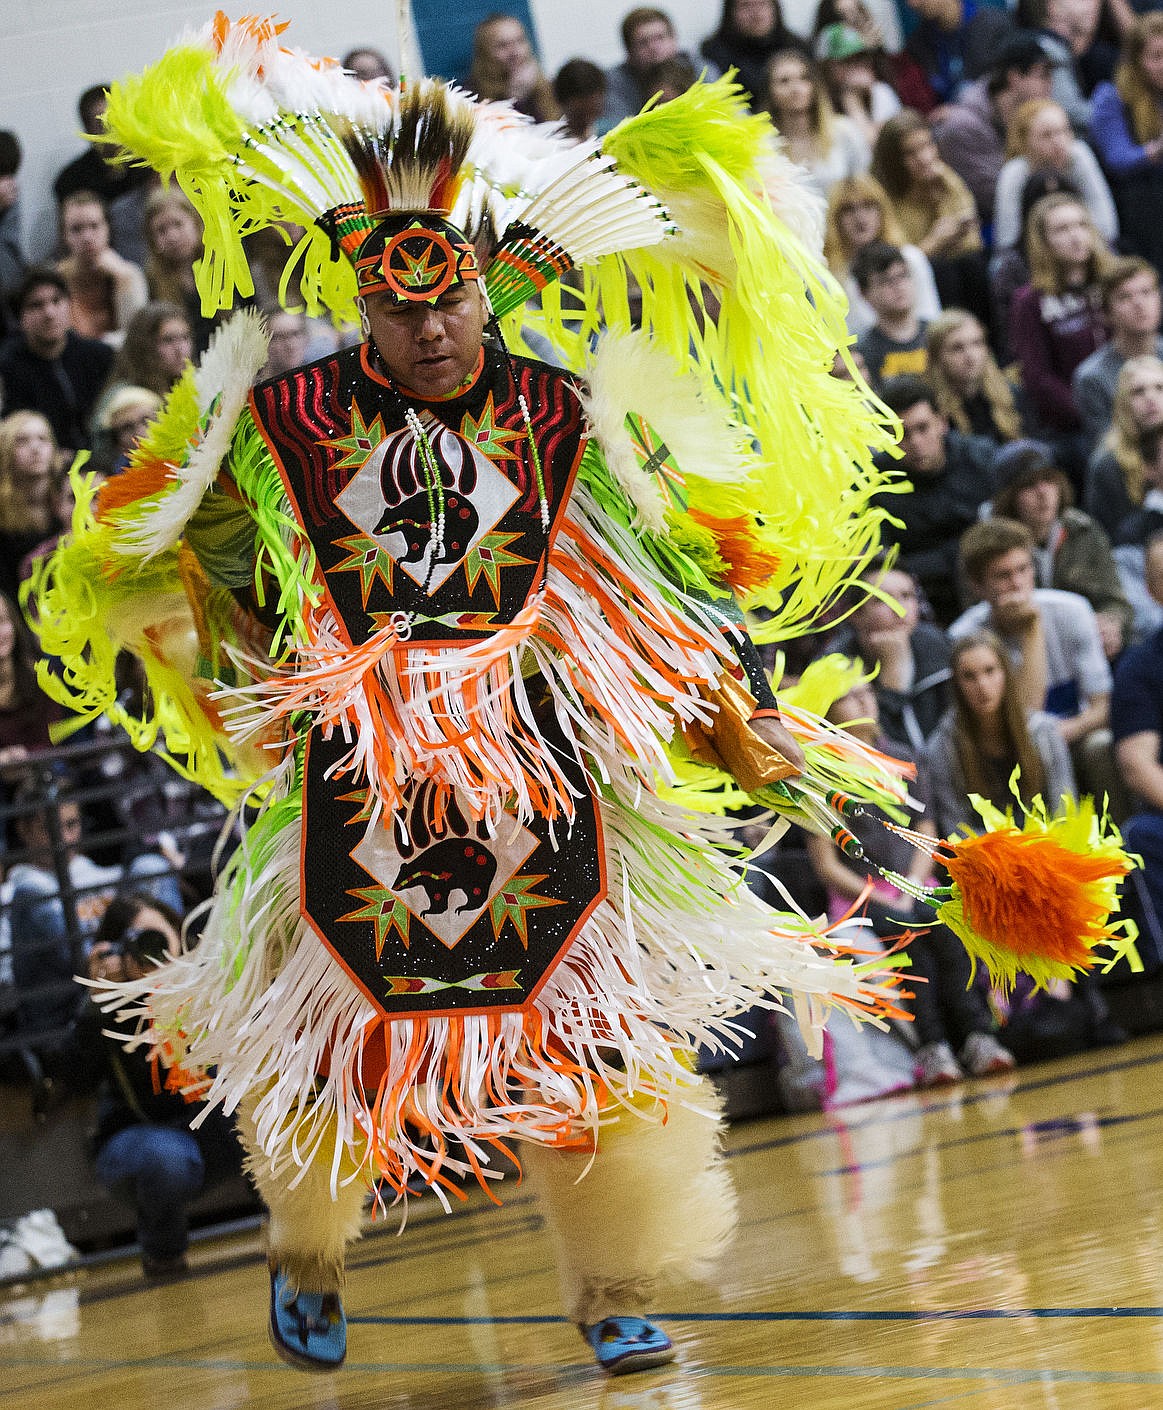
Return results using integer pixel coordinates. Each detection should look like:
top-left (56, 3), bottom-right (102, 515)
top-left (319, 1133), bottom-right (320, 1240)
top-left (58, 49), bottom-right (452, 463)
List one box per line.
top-left (100, 13), bottom-right (672, 317)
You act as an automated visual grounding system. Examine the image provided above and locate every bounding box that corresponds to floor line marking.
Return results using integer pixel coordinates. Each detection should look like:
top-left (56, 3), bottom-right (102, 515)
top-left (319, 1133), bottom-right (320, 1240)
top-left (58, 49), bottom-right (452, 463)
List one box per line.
top-left (726, 1047), bottom-right (1163, 1160)
top-left (346, 1306), bottom-right (1163, 1325)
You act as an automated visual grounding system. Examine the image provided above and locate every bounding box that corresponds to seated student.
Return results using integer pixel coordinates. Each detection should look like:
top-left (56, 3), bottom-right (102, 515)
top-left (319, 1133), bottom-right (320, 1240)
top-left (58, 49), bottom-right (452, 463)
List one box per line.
top-left (813, 23), bottom-right (900, 148)
top-left (90, 386), bottom-right (163, 478)
top-left (603, 7), bottom-right (700, 125)
top-left (951, 516), bottom-right (1117, 801)
top-left (0, 131), bottom-right (26, 339)
top-left (764, 48), bottom-right (871, 198)
top-left (994, 97), bottom-right (1118, 254)
top-left (926, 308), bottom-right (1027, 447)
top-left (988, 167), bottom-right (1081, 368)
top-left (1086, 354), bottom-right (1163, 540)
top-left (55, 190), bottom-right (147, 345)
top-left (1020, 0), bottom-right (1108, 133)
top-left (8, 783), bottom-right (184, 1037)
top-left (1089, 13), bottom-right (1163, 278)
top-left (823, 175), bottom-right (941, 336)
top-left (0, 267), bottom-right (113, 455)
top-left (805, 670), bottom-right (1015, 1087)
top-left (932, 32), bottom-right (1055, 232)
top-left (0, 411), bottom-right (64, 604)
top-left (341, 47), bottom-right (393, 84)
top-left (85, 894), bottom-right (244, 1280)
top-left (1072, 257), bottom-right (1163, 454)
top-left (990, 439), bottom-right (1132, 658)
top-left (926, 628), bottom-right (1075, 833)
top-left (0, 590), bottom-right (62, 762)
top-left (1009, 191), bottom-right (1112, 483)
top-left (700, 0), bottom-right (808, 112)
top-left (903, 0), bottom-right (1014, 109)
top-left (554, 60), bottom-right (609, 143)
top-left (852, 241), bottom-right (930, 385)
top-left (467, 13), bottom-right (560, 123)
top-left (830, 560), bottom-right (952, 749)
top-left (872, 374), bottom-right (998, 623)
top-left (53, 84), bottom-right (154, 263)
top-left (101, 301), bottom-right (194, 404)
top-left (811, 0), bottom-right (935, 113)
top-left (1112, 531), bottom-right (1163, 942)
top-left (1110, 426), bottom-right (1163, 643)
top-left (142, 188), bottom-right (217, 355)
top-left (871, 110), bottom-right (990, 328)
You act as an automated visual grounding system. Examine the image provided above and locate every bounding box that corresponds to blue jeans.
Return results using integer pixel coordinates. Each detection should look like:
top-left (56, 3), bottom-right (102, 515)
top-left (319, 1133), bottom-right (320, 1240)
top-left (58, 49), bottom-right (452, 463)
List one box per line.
top-left (1123, 814), bottom-right (1163, 969)
top-left (94, 1115), bottom-right (240, 1260)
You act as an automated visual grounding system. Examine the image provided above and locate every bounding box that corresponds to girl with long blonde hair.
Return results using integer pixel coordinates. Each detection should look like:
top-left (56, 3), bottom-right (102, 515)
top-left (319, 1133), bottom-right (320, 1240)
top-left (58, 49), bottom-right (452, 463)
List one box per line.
top-left (926, 309), bottom-right (1024, 443)
top-left (466, 14), bottom-right (559, 123)
top-left (764, 49), bottom-right (869, 198)
top-left (925, 629), bottom-right (1072, 836)
top-left (1085, 353), bottom-right (1163, 536)
top-left (0, 412), bottom-right (62, 600)
top-left (823, 174), bottom-right (941, 333)
top-left (1009, 193), bottom-right (1111, 436)
top-left (994, 99), bottom-right (1118, 250)
top-left (870, 109), bottom-right (990, 324)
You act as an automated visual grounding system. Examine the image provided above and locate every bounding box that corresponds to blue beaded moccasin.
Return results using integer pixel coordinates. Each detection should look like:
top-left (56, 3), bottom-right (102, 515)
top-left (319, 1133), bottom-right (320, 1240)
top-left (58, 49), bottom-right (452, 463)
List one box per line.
top-left (581, 1315), bottom-right (676, 1374)
top-left (268, 1266), bottom-right (347, 1371)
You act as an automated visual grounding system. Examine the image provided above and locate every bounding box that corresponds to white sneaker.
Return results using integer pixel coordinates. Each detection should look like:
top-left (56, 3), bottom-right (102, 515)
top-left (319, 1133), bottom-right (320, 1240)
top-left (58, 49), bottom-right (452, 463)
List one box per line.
top-left (0, 1232), bottom-right (32, 1277)
top-left (916, 1041), bottom-right (963, 1087)
top-left (960, 1031), bottom-right (1016, 1077)
top-left (12, 1210), bottom-right (79, 1269)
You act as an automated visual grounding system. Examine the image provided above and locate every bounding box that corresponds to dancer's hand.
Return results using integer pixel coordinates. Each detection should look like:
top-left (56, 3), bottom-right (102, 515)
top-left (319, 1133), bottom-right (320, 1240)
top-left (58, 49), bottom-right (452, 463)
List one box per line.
top-left (749, 714), bottom-right (804, 774)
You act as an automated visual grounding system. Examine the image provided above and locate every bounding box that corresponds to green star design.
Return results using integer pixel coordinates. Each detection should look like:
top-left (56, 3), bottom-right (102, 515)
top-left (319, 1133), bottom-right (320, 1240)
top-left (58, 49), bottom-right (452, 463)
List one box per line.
top-left (340, 885), bottom-right (414, 958)
top-left (320, 400), bottom-right (389, 472)
top-left (331, 532), bottom-right (395, 606)
top-left (463, 530), bottom-right (533, 609)
top-left (488, 873), bottom-right (563, 950)
top-left (399, 244), bottom-right (444, 289)
top-left (336, 784), bottom-right (374, 825)
top-left (460, 395), bottom-right (525, 461)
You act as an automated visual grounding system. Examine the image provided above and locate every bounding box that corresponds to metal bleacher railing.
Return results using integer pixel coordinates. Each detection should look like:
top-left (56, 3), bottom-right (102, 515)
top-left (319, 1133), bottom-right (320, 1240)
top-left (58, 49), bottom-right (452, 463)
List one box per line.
top-left (0, 733), bottom-right (228, 1086)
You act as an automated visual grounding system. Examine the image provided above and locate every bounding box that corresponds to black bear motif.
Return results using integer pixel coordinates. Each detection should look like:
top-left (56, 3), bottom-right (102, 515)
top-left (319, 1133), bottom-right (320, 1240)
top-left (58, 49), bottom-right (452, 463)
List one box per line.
top-left (374, 490), bottom-right (479, 566)
top-left (392, 838), bottom-right (498, 917)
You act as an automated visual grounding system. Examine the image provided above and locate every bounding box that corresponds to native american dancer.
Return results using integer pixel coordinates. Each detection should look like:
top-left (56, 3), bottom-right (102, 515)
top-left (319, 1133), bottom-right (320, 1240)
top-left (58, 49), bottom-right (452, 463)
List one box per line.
top-left (30, 15), bottom-right (1137, 1376)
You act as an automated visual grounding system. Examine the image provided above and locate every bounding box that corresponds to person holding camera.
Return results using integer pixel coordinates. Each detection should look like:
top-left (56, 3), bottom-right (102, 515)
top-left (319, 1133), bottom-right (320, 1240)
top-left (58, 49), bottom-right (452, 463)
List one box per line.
top-left (86, 894), bottom-right (242, 1280)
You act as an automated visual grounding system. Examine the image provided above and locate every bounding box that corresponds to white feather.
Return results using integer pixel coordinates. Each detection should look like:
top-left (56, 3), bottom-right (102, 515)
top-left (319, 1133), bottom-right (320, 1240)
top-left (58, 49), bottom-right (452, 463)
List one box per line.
top-left (578, 331), bottom-right (761, 533)
top-left (117, 311), bottom-right (271, 560)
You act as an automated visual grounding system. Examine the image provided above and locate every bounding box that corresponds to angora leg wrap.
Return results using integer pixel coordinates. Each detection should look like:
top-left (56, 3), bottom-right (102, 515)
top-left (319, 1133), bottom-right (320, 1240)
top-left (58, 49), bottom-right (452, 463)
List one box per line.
top-left (237, 1094), bottom-right (371, 1294)
top-left (523, 1075), bottom-right (737, 1326)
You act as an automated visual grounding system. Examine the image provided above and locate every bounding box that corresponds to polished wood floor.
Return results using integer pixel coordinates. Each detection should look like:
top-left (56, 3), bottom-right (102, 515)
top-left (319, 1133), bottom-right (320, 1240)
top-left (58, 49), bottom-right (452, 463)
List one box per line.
top-left (5, 1036), bottom-right (1163, 1408)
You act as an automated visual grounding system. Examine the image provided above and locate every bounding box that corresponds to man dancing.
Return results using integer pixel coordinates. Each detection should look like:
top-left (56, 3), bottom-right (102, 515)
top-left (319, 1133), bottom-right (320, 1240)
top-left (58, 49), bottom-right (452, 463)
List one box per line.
top-left (34, 18), bottom-right (916, 1376)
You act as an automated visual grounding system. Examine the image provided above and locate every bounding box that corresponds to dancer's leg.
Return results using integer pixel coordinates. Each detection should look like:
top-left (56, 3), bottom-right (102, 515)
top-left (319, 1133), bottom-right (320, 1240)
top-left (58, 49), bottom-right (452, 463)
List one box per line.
top-left (524, 1073), bottom-right (735, 1373)
top-left (237, 1093), bottom-right (370, 1370)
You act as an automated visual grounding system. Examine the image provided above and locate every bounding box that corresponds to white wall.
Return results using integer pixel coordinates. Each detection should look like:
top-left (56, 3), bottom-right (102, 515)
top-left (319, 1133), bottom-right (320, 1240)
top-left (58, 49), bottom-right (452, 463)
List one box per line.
top-left (529, 0), bottom-right (721, 72)
top-left (0, 0), bottom-right (727, 259)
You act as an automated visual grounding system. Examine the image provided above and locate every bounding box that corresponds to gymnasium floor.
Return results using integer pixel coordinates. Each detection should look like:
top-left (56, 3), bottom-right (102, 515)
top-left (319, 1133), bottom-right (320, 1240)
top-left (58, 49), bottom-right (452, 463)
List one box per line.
top-left (5, 1036), bottom-right (1163, 1409)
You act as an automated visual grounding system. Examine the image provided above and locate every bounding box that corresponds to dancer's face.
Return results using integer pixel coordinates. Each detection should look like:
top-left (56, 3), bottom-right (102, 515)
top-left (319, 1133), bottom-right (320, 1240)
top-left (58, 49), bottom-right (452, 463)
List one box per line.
top-left (363, 284), bottom-right (488, 398)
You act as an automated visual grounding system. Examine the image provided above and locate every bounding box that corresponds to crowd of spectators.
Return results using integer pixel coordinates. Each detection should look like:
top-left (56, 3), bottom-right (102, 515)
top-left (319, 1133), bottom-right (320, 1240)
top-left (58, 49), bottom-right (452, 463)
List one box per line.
top-left (5, 2), bottom-right (1163, 1256)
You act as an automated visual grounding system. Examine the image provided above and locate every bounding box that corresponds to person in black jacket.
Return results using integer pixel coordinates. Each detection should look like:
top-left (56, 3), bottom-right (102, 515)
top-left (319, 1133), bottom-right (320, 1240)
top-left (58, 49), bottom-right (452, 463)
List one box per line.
top-left (700, 0), bottom-right (807, 109)
top-left (85, 894), bottom-right (243, 1280)
top-left (0, 267), bottom-right (112, 454)
top-left (873, 374), bottom-right (997, 623)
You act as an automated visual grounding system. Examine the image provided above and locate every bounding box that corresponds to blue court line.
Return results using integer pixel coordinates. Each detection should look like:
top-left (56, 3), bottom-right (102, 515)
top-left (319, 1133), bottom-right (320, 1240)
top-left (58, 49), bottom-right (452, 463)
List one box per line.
top-left (347, 1306), bottom-right (1163, 1325)
top-left (4, 1354), bottom-right (1163, 1386)
top-left (710, 1366), bottom-right (1163, 1384)
top-left (727, 1046), bottom-right (1163, 1161)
